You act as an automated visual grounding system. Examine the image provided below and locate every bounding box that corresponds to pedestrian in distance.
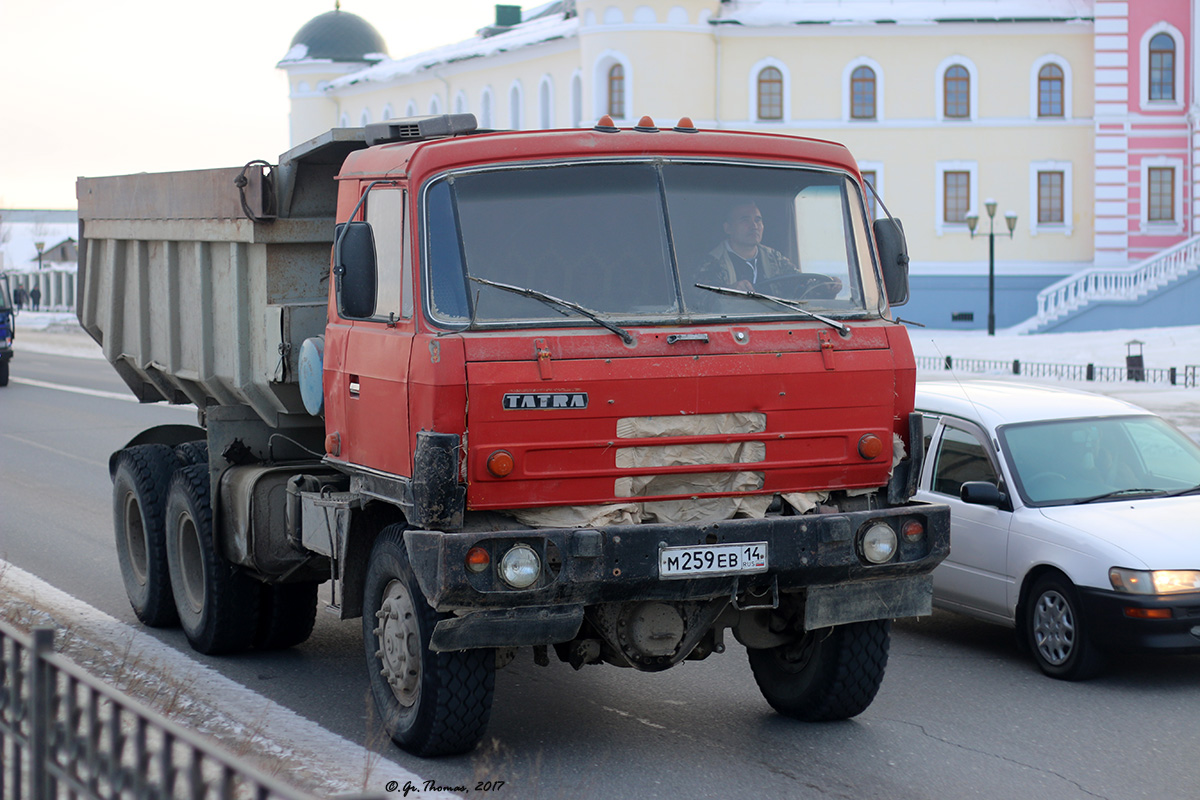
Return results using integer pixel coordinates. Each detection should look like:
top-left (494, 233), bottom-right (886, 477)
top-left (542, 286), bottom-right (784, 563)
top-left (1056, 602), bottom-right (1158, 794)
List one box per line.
top-left (29, 285), bottom-right (41, 311)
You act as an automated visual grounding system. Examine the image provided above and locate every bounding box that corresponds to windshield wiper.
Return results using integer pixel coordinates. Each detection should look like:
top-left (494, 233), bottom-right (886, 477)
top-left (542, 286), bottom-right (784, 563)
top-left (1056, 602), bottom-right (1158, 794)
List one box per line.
top-left (693, 283), bottom-right (848, 333)
top-left (469, 277), bottom-right (634, 344)
top-left (1166, 482), bottom-right (1200, 498)
top-left (1073, 487), bottom-right (1168, 505)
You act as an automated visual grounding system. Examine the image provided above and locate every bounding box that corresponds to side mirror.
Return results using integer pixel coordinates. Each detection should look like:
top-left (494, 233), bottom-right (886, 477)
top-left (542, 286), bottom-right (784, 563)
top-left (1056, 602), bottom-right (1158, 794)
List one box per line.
top-left (873, 217), bottom-right (910, 307)
top-left (960, 481), bottom-right (1008, 509)
top-left (334, 221), bottom-right (377, 319)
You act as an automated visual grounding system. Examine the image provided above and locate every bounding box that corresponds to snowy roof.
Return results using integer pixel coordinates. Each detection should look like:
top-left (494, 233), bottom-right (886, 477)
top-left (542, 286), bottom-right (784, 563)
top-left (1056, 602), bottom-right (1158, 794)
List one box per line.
top-left (328, 2), bottom-right (576, 89)
top-left (280, 8), bottom-right (388, 65)
top-left (0, 213), bottom-right (78, 273)
top-left (714, 0), bottom-right (1093, 25)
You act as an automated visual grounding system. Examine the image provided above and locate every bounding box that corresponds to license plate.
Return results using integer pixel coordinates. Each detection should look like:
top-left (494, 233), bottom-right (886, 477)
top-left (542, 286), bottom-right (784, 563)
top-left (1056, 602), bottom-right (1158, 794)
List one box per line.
top-left (658, 542), bottom-right (768, 580)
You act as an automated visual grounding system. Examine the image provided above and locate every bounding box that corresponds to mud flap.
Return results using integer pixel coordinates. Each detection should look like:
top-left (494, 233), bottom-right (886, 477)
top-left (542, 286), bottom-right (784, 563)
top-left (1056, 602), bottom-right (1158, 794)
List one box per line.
top-left (803, 575), bottom-right (933, 630)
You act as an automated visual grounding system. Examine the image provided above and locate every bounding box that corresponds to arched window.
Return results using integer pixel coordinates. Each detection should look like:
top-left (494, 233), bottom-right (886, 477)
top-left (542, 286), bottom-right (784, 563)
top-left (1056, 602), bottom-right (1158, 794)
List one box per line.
top-left (510, 84), bottom-right (522, 130)
top-left (944, 65), bottom-right (970, 118)
top-left (539, 77), bottom-right (553, 129)
top-left (851, 66), bottom-right (876, 119)
top-left (571, 72), bottom-right (583, 127)
top-left (359, 109), bottom-right (371, 127)
top-left (607, 64), bottom-right (625, 118)
top-left (1038, 64), bottom-right (1064, 117)
top-left (1149, 32), bottom-right (1176, 101)
top-left (757, 66), bottom-right (783, 120)
top-left (454, 92), bottom-right (467, 115)
top-left (480, 89), bottom-right (494, 128)
top-left (429, 96), bottom-right (441, 115)
top-left (405, 100), bottom-right (417, 117)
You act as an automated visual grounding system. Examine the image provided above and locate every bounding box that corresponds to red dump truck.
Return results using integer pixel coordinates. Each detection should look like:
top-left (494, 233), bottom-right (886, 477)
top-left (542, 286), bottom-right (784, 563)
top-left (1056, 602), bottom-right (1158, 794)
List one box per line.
top-left (78, 114), bottom-right (949, 757)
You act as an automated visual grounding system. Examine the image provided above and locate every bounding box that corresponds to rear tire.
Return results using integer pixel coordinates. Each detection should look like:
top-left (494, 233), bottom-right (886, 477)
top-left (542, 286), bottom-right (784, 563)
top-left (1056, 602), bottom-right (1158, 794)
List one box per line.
top-left (112, 444), bottom-right (179, 627)
top-left (173, 440), bottom-right (209, 469)
top-left (363, 524), bottom-right (495, 756)
top-left (748, 619), bottom-right (890, 721)
top-left (165, 463), bottom-right (260, 655)
top-left (256, 581), bottom-right (320, 650)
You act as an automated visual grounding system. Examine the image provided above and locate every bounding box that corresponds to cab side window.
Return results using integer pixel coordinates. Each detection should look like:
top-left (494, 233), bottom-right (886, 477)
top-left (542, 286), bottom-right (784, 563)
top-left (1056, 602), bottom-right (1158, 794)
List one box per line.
top-left (365, 189), bottom-right (410, 321)
top-left (932, 426), bottom-right (999, 497)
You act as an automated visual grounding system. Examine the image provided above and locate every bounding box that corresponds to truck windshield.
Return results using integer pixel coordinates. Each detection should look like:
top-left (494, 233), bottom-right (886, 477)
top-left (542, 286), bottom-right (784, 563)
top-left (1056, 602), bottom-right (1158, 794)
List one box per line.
top-left (424, 160), bottom-right (881, 327)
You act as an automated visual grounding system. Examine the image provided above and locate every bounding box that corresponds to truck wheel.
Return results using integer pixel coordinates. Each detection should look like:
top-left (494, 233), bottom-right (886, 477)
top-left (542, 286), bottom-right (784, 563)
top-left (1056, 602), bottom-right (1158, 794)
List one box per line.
top-left (112, 444), bottom-right (179, 628)
top-left (748, 619), bottom-right (890, 721)
top-left (174, 440), bottom-right (208, 468)
top-left (165, 463), bottom-right (260, 655)
top-left (363, 524), bottom-right (495, 757)
top-left (256, 581), bottom-right (320, 650)
top-left (0, 357), bottom-right (8, 387)
top-left (1025, 574), bottom-right (1104, 681)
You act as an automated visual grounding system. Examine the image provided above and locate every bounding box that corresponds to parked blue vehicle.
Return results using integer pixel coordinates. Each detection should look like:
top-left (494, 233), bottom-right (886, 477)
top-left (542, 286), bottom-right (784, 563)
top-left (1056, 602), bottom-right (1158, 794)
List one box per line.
top-left (0, 274), bottom-right (14, 386)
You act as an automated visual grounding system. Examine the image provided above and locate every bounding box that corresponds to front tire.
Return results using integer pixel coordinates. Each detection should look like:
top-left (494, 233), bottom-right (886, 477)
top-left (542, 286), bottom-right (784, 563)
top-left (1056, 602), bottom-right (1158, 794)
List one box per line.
top-left (363, 524), bottom-right (495, 757)
top-left (165, 464), bottom-right (260, 655)
top-left (112, 444), bottom-right (179, 627)
top-left (1025, 574), bottom-right (1104, 681)
top-left (748, 619), bottom-right (890, 721)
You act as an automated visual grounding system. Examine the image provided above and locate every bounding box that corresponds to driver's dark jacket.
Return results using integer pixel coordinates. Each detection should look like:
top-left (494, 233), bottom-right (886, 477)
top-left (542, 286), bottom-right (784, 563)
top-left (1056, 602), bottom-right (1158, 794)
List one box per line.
top-left (695, 242), bottom-right (798, 288)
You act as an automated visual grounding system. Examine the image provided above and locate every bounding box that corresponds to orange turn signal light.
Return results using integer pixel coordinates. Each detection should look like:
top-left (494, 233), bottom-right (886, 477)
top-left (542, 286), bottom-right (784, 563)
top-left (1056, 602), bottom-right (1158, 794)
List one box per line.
top-left (858, 433), bottom-right (885, 460)
top-left (324, 432), bottom-right (341, 457)
top-left (902, 520), bottom-right (925, 542)
top-left (486, 450), bottom-right (515, 478)
top-left (465, 546), bottom-right (491, 573)
top-left (1124, 607), bottom-right (1172, 619)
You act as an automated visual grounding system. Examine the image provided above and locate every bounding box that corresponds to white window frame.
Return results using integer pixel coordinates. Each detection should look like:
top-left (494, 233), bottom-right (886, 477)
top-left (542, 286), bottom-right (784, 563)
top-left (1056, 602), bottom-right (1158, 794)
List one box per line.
top-left (594, 50), bottom-right (633, 120)
top-left (381, 103), bottom-right (394, 121)
top-left (429, 95), bottom-right (441, 115)
top-left (935, 160), bottom-right (979, 236)
top-left (1140, 22), bottom-right (1185, 111)
top-left (857, 161), bottom-right (885, 221)
top-left (454, 91), bottom-right (467, 115)
top-left (480, 87), bottom-right (494, 128)
top-left (404, 100), bottom-right (418, 118)
top-left (338, 112), bottom-right (350, 128)
top-left (1030, 55), bottom-right (1073, 120)
top-left (936, 56), bottom-right (979, 122)
top-left (1140, 156), bottom-right (1185, 234)
top-left (359, 108), bottom-right (372, 127)
top-left (509, 80), bottom-right (524, 130)
top-left (843, 57), bottom-right (884, 122)
top-left (1029, 160), bottom-right (1074, 236)
top-left (539, 74), bottom-right (555, 129)
top-left (748, 57), bottom-right (790, 123)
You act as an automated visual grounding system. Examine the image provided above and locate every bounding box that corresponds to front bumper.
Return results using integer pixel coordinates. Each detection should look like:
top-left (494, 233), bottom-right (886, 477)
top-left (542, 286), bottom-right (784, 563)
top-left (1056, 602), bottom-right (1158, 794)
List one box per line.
top-left (1080, 588), bottom-right (1200, 653)
top-left (406, 502), bottom-right (950, 649)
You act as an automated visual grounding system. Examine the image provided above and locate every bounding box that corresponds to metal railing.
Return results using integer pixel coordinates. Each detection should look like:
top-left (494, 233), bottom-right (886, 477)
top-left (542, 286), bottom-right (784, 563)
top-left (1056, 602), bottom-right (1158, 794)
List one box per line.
top-left (0, 620), bottom-right (323, 800)
top-left (916, 355), bottom-right (1200, 387)
top-left (1018, 235), bottom-right (1200, 332)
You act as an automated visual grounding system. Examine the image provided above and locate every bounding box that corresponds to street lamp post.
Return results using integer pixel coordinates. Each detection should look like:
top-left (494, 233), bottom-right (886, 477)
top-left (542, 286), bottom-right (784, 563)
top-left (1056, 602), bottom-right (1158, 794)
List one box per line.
top-left (965, 200), bottom-right (1017, 336)
top-left (34, 241), bottom-right (45, 271)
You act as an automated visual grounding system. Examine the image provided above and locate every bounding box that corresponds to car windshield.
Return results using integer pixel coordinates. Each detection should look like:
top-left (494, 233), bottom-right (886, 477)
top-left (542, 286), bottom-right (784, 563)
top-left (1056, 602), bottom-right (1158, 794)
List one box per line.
top-left (424, 160), bottom-right (882, 328)
top-left (1000, 415), bottom-right (1200, 506)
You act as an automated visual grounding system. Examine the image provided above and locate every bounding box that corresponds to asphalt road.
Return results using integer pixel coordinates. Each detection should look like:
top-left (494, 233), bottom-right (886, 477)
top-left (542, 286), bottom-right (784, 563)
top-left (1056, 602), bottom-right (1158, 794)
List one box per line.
top-left (3, 349), bottom-right (1199, 799)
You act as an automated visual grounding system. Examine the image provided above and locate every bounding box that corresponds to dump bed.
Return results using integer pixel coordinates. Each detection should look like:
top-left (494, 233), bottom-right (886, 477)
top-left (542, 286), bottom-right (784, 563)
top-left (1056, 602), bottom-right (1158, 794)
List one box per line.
top-left (76, 129), bottom-right (370, 428)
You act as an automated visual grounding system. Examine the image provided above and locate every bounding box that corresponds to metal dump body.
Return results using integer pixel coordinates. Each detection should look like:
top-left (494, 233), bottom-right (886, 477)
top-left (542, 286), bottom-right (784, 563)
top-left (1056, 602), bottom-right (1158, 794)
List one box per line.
top-left (76, 130), bottom-right (369, 428)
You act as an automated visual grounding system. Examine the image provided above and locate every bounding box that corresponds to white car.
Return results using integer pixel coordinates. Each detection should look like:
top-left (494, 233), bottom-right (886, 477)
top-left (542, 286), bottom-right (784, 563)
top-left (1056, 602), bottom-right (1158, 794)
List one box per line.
top-left (914, 380), bottom-right (1200, 680)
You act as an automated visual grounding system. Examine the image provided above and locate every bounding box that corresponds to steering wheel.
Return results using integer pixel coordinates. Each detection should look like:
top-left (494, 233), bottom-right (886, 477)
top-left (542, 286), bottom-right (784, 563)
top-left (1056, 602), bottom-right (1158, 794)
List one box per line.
top-left (757, 273), bottom-right (839, 300)
top-left (1030, 471), bottom-right (1067, 484)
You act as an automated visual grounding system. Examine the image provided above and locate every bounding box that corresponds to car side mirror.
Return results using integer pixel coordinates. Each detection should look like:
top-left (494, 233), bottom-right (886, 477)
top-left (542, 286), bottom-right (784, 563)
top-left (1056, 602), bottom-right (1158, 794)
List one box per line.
top-left (873, 217), bottom-right (910, 307)
top-left (334, 221), bottom-right (377, 319)
top-left (960, 481), bottom-right (1009, 509)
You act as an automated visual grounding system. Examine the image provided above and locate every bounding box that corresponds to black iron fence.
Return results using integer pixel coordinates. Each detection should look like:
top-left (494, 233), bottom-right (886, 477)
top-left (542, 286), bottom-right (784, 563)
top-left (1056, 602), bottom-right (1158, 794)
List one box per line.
top-left (0, 620), bottom-right (328, 800)
top-left (916, 356), bottom-right (1200, 388)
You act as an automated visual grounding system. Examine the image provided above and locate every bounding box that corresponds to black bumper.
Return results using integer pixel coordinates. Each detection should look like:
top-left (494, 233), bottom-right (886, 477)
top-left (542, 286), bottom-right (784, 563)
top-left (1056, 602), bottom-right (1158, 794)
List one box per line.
top-left (406, 502), bottom-right (949, 648)
top-left (1080, 588), bottom-right (1200, 654)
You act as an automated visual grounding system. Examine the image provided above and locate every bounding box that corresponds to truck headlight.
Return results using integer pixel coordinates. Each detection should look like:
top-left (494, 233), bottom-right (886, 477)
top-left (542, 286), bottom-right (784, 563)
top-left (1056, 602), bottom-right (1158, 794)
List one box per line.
top-left (1110, 568), bottom-right (1200, 595)
top-left (861, 523), bottom-right (897, 564)
top-left (500, 544), bottom-right (541, 589)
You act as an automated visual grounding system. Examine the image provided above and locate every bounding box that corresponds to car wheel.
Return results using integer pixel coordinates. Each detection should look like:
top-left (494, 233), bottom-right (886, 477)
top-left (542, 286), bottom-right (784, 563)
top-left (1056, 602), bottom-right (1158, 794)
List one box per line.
top-left (165, 463), bottom-right (260, 655)
top-left (363, 524), bottom-right (495, 756)
top-left (1025, 574), bottom-right (1104, 681)
top-left (112, 444), bottom-right (179, 628)
top-left (747, 619), bottom-right (890, 721)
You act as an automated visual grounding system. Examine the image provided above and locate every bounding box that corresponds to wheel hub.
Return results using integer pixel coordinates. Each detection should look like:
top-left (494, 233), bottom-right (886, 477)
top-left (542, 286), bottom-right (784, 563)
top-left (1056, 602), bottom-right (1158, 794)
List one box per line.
top-left (1032, 590), bottom-right (1075, 666)
top-left (122, 491), bottom-right (148, 584)
top-left (375, 579), bottom-right (420, 707)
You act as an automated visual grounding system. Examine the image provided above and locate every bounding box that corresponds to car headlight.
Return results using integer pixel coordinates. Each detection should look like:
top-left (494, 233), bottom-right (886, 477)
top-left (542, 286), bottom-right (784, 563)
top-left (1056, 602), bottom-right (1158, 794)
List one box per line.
top-left (861, 523), bottom-right (898, 564)
top-left (499, 544), bottom-right (541, 589)
top-left (1110, 568), bottom-right (1200, 595)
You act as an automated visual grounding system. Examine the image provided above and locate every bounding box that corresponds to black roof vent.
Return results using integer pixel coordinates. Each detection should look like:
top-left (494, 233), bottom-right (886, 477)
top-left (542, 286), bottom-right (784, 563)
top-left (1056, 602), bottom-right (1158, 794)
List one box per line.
top-left (364, 114), bottom-right (479, 146)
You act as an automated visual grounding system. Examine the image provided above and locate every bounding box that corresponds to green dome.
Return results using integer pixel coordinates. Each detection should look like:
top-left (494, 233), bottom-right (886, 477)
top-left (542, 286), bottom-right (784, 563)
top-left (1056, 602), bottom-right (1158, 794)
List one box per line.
top-left (286, 9), bottom-right (388, 63)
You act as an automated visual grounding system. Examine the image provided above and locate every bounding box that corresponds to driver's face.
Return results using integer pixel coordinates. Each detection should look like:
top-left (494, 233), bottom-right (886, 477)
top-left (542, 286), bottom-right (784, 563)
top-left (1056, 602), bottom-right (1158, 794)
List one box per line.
top-left (724, 205), bottom-right (764, 249)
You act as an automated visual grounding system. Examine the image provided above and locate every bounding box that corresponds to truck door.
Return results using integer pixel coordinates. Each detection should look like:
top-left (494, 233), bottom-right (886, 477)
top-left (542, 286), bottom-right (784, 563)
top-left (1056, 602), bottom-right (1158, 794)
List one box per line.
top-left (340, 187), bottom-right (415, 476)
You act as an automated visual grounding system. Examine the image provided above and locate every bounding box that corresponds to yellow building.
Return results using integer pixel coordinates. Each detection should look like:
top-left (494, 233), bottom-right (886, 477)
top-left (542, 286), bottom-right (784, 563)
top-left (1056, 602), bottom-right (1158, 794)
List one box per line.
top-left (279, 1), bottom-right (1200, 332)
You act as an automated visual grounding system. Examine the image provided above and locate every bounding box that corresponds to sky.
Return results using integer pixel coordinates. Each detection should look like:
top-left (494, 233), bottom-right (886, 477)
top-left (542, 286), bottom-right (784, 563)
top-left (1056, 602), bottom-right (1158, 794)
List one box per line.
top-left (0, 0), bottom-right (507, 210)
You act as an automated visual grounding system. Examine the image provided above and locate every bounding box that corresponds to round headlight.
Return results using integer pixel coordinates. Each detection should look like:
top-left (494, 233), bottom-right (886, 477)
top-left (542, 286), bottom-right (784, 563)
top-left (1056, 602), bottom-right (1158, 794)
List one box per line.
top-left (499, 544), bottom-right (541, 589)
top-left (861, 523), bottom-right (898, 564)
